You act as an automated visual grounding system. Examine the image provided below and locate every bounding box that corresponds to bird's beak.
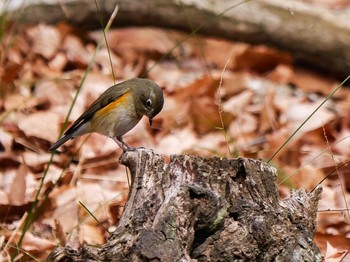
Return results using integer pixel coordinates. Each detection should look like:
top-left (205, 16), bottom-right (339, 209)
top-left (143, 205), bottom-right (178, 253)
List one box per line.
top-left (149, 117), bottom-right (153, 126)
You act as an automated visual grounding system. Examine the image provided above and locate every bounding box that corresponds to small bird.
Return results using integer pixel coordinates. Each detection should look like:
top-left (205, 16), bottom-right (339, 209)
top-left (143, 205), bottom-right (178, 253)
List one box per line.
top-left (49, 78), bottom-right (164, 152)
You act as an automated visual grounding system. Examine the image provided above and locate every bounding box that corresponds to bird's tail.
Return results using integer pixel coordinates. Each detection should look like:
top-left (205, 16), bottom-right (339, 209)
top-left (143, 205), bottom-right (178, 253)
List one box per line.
top-left (49, 134), bottom-right (73, 152)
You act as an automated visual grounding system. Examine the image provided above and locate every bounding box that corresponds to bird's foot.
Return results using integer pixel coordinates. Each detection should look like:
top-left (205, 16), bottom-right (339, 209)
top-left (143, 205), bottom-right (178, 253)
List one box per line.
top-left (111, 135), bottom-right (136, 152)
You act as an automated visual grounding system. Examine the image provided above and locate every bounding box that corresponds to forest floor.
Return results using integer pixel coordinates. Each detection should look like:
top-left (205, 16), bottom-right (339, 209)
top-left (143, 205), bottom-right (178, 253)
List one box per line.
top-left (1, 1), bottom-right (350, 260)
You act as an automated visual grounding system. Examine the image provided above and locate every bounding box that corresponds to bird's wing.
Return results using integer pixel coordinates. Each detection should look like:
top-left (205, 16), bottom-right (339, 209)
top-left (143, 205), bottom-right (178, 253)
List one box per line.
top-left (63, 84), bottom-right (130, 136)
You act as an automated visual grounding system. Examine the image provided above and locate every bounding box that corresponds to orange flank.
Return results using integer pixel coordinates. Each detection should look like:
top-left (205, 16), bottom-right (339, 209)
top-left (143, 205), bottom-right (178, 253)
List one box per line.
top-left (94, 92), bottom-right (129, 118)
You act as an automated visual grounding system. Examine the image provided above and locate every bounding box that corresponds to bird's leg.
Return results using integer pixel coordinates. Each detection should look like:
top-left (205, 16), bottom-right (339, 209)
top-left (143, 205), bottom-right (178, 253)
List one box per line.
top-left (110, 135), bottom-right (134, 151)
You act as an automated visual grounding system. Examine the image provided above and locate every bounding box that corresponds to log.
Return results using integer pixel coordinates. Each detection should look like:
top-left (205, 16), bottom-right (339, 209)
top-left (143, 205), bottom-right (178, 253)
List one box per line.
top-left (48, 148), bottom-right (322, 261)
top-left (3, 0), bottom-right (350, 77)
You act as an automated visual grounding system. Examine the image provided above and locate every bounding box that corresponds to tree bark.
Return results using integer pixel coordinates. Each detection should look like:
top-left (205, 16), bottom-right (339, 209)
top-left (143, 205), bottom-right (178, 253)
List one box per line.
top-left (48, 148), bottom-right (322, 262)
top-left (4, 0), bottom-right (350, 77)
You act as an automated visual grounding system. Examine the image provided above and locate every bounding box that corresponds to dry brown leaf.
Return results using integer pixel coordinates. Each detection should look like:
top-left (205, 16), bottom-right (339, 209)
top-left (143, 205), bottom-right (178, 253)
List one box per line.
top-left (278, 185), bottom-right (291, 199)
top-left (21, 231), bottom-right (55, 252)
top-left (17, 111), bottom-right (61, 142)
top-left (123, 56), bottom-right (147, 78)
top-left (147, 61), bottom-right (208, 93)
top-left (186, 132), bottom-right (230, 157)
top-left (48, 51), bottom-right (68, 72)
top-left (0, 249), bottom-right (11, 262)
top-left (49, 186), bottom-right (78, 233)
top-left (0, 190), bottom-right (9, 205)
top-left (223, 90), bottom-right (254, 116)
top-left (79, 134), bottom-right (119, 158)
top-left (0, 204), bottom-right (35, 222)
top-left (77, 182), bottom-right (113, 225)
top-left (219, 73), bottom-right (248, 98)
top-left (331, 117), bottom-right (350, 157)
top-left (232, 45), bottom-right (293, 73)
top-left (181, 74), bottom-right (220, 98)
top-left (289, 165), bottom-right (325, 191)
top-left (333, 189), bottom-right (350, 224)
top-left (63, 34), bottom-right (91, 67)
top-left (77, 73), bottom-right (114, 107)
top-left (229, 112), bottom-right (258, 137)
top-left (154, 94), bottom-right (191, 135)
top-left (99, 27), bottom-right (186, 58)
top-left (32, 57), bottom-right (64, 77)
top-left (197, 38), bottom-right (244, 70)
top-left (332, 162), bottom-right (350, 192)
top-left (0, 129), bottom-right (14, 152)
top-left (263, 127), bottom-right (294, 161)
top-left (258, 87), bottom-right (280, 133)
top-left (26, 24), bottom-right (62, 60)
top-left (0, 61), bottom-right (21, 88)
top-left (93, 48), bottom-right (123, 78)
top-left (317, 184), bottom-right (350, 235)
top-left (3, 93), bottom-right (38, 112)
top-left (8, 165), bottom-right (27, 206)
top-left (79, 224), bottom-right (104, 245)
top-left (190, 96), bottom-right (231, 135)
top-left (53, 219), bottom-right (67, 246)
top-left (299, 144), bottom-right (336, 170)
top-left (4, 41), bottom-right (25, 65)
top-left (266, 64), bottom-right (294, 84)
top-left (323, 240), bottom-right (349, 262)
top-left (0, 165), bottom-right (37, 203)
top-left (34, 79), bottom-right (75, 107)
top-left (290, 68), bottom-right (339, 95)
top-left (234, 133), bottom-right (265, 153)
top-left (156, 128), bottom-right (198, 155)
top-left (283, 102), bottom-right (336, 134)
top-left (21, 152), bottom-right (52, 174)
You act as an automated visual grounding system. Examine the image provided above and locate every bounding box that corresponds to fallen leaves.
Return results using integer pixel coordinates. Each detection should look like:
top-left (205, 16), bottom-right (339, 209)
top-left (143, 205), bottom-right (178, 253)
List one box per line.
top-left (1, 21), bottom-right (350, 260)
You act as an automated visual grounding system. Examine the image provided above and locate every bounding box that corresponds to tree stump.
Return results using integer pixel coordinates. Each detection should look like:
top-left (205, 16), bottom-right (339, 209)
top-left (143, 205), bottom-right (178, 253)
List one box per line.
top-left (48, 148), bottom-right (322, 261)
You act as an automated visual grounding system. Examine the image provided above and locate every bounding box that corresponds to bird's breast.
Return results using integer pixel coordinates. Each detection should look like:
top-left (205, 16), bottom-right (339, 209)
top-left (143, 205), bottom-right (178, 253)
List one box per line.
top-left (90, 93), bottom-right (141, 137)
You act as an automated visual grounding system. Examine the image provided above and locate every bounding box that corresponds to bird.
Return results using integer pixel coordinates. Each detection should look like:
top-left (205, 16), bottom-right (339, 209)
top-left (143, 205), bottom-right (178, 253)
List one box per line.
top-left (49, 78), bottom-right (164, 152)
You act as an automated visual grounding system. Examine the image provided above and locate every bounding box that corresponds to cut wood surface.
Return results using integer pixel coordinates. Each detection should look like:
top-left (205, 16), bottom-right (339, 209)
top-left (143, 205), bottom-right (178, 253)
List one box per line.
top-left (4, 0), bottom-right (350, 77)
top-left (48, 149), bottom-right (322, 261)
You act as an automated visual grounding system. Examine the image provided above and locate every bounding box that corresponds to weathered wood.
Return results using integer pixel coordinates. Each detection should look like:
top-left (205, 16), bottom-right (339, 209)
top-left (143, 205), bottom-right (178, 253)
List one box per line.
top-left (48, 148), bottom-right (322, 261)
top-left (4, 0), bottom-right (350, 77)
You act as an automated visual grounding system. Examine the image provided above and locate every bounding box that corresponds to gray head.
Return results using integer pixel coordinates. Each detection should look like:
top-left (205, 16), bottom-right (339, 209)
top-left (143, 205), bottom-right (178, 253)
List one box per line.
top-left (129, 78), bottom-right (164, 125)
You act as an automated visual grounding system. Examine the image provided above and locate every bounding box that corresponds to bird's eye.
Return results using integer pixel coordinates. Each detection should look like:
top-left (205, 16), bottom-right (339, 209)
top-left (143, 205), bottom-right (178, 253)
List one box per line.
top-left (145, 99), bottom-right (152, 108)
